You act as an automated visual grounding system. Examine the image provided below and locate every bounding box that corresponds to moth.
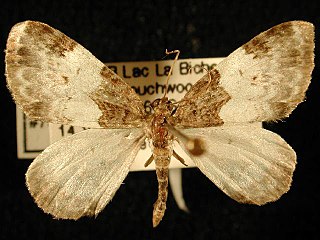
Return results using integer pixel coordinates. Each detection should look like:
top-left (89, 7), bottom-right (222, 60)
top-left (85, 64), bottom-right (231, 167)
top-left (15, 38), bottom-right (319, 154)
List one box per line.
top-left (5, 21), bottom-right (314, 227)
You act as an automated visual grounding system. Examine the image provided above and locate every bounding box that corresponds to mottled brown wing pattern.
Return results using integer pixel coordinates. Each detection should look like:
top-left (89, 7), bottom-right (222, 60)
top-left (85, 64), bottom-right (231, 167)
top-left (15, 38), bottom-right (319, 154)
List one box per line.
top-left (173, 69), bottom-right (231, 128)
top-left (173, 21), bottom-right (314, 128)
top-left (5, 21), bottom-right (145, 128)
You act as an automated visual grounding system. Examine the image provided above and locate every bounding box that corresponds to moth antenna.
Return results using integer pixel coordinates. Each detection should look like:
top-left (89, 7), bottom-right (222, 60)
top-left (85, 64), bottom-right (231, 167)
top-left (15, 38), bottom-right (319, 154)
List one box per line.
top-left (206, 70), bottom-right (213, 89)
top-left (163, 49), bottom-right (180, 99)
top-left (187, 65), bottom-right (210, 75)
top-left (167, 124), bottom-right (205, 156)
top-left (172, 99), bottom-right (187, 105)
top-left (171, 99), bottom-right (189, 114)
top-left (188, 66), bottom-right (213, 98)
top-left (171, 67), bottom-right (213, 109)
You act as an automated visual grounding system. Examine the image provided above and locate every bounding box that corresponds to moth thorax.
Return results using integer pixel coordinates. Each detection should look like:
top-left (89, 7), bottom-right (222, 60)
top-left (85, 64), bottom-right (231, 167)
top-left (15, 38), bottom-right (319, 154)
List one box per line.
top-left (151, 113), bottom-right (172, 149)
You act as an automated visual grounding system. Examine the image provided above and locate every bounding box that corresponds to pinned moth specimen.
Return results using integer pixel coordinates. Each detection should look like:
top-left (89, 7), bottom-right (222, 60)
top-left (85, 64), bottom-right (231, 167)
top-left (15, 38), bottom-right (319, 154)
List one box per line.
top-left (5, 21), bottom-right (314, 227)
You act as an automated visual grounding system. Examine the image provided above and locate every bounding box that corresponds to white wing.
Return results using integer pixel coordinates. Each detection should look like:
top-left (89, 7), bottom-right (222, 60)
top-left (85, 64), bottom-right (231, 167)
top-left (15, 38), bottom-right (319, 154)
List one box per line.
top-left (5, 21), bottom-right (145, 128)
top-left (174, 21), bottom-right (314, 127)
top-left (218, 21), bottom-right (314, 122)
top-left (26, 128), bottom-right (146, 219)
top-left (177, 124), bottom-right (296, 205)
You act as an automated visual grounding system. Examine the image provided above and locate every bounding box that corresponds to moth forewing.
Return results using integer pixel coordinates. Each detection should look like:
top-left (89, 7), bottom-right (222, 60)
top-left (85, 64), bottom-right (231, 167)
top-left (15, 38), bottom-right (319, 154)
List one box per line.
top-left (173, 21), bottom-right (314, 127)
top-left (5, 21), bottom-right (145, 129)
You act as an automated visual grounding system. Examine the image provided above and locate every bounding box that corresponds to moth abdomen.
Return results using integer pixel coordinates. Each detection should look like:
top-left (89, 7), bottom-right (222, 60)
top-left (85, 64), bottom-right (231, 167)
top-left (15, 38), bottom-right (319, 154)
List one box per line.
top-left (153, 155), bottom-right (170, 227)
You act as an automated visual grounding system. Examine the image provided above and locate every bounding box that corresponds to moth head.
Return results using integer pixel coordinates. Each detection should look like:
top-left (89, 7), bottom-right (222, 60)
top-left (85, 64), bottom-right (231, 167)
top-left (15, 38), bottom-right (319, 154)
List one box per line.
top-left (151, 97), bottom-right (175, 114)
top-left (151, 98), bottom-right (161, 109)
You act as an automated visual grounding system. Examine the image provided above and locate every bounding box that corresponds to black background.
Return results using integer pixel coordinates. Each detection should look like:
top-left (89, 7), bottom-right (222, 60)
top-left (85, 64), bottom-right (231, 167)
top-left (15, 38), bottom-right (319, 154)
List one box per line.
top-left (1, 0), bottom-right (319, 239)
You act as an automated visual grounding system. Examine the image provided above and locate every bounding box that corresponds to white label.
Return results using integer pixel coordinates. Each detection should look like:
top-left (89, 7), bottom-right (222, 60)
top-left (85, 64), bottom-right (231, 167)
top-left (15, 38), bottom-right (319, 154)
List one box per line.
top-left (106, 58), bottom-right (224, 102)
top-left (16, 57), bottom-right (224, 171)
top-left (16, 107), bottom-right (50, 159)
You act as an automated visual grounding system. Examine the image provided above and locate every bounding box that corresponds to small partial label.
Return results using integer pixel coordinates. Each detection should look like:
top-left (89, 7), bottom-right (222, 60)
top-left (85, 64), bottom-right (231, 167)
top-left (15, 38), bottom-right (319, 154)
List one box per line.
top-left (16, 107), bottom-right (50, 159)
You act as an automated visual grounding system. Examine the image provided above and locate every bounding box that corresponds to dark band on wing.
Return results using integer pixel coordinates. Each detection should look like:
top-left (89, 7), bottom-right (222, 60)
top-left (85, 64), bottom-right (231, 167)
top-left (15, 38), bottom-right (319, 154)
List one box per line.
top-left (172, 69), bottom-right (231, 128)
top-left (89, 66), bottom-right (145, 128)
